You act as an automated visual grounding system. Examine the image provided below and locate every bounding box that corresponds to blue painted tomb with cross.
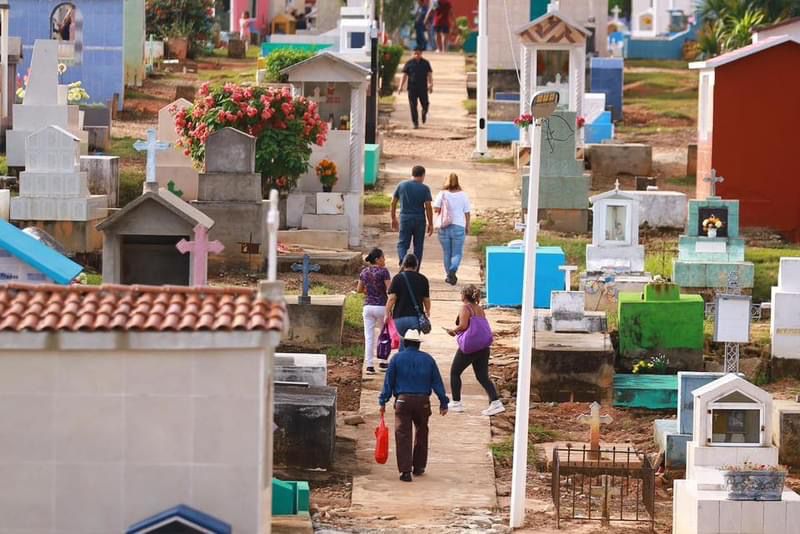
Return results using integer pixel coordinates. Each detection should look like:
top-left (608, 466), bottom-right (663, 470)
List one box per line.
top-left (672, 170), bottom-right (754, 289)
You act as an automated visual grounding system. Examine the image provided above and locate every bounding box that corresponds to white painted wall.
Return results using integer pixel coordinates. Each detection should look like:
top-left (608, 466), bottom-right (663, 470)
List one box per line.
top-left (0, 332), bottom-right (274, 534)
top-left (753, 20), bottom-right (800, 43)
top-left (488, 0), bottom-right (528, 71)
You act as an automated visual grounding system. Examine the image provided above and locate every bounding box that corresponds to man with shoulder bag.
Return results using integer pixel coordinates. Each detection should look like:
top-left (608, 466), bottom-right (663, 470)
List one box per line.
top-left (384, 254), bottom-right (431, 370)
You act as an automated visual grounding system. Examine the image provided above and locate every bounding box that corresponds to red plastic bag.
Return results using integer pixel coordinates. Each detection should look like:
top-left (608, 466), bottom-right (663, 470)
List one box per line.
top-left (374, 414), bottom-right (389, 464)
top-left (386, 317), bottom-right (401, 350)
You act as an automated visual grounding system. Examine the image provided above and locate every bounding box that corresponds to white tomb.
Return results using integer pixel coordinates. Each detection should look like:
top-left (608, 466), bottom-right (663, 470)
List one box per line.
top-left (631, 0), bottom-right (694, 38)
top-left (155, 98), bottom-right (200, 200)
top-left (586, 183), bottom-right (646, 273)
top-left (6, 40), bottom-right (87, 167)
top-left (771, 258), bottom-right (800, 361)
top-left (11, 126), bottom-right (107, 222)
top-left (535, 265), bottom-right (607, 333)
top-left (673, 374), bottom-right (800, 534)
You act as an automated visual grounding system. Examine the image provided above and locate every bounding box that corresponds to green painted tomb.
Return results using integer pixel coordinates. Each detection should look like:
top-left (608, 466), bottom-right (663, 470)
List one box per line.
top-left (613, 373), bottom-right (678, 410)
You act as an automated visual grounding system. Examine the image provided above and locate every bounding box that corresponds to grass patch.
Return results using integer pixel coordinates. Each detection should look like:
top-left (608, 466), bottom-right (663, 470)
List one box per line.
top-left (84, 273), bottom-right (102, 285)
top-left (538, 233), bottom-right (589, 269)
top-left (644, 239), bottom-right (678, 279)
top-left (110, 137), bottom-right (146, 162)
top-left (626, 59), bottom-right (690, 70)
top-left (667, 175), bottom-right (695, 187)
top-left (379, 95), bottom-right (396, 106)
top-left (470, 217), bottom-right (488, 236)
top-left (747, 246), bottom-right (800, 302)
top-left (0, 155), bottom-right (7, 175)
top-left (119, 170), bottom-right (145, 207)
top-left (615, 124), bottom-right (688, 136)
top-left (310, 283), bottom-right (333, 295)
top-left (478, 156), bottom-right (515, 165)
top-left (326, 343), bottom-right (364, 361)
top-left (125, 89), bottom-right (161, 101)
top-left (491, 424), bottom-right (560, 462)
top-left (197, 69), bottom-right (256, 83)
top-left (364, 193), bottom-right (392, 212)
top-left (463, 98), bottom-right (476, 114)
top-left (345, 293), bottom-right (365, 330)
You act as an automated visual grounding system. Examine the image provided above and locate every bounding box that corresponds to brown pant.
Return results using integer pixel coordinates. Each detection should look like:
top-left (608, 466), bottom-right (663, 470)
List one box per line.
top-left (394, 394), bottom-right (431, 473)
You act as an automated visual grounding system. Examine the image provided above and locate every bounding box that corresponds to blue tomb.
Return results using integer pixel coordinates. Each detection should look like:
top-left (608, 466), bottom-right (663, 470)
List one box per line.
top-left (0, 219), bottom-right (82, 284)
top-left (487, 121), bottom-right (519, 143)
top-left (653, 371), bottom-right (726, 470)
top-left (485, 245), bottom-right (566, 308)
top-left (127, 504), bottom-right (232, 534)
top-left (584, 111), bottom-right (614, 144)
top-left (589, 58), bottom-right (624, 122)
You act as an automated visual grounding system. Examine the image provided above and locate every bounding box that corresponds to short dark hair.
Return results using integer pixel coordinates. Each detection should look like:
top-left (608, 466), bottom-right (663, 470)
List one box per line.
top-left (402, 253), bottom-right (419, 270)
top-left (365, 247), bottom-right (383, 264)
top-left (404, 340), bottom-right (422, 350)
top-left (414, 46), bottom-right (424, 52)
top-left (411, 165), bottom-right (426, 178)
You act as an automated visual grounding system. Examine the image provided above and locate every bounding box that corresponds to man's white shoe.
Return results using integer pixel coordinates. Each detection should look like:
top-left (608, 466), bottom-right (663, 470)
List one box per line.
top-left (481, 400), bottom-right (505, 416)
top-left (449, 401), bottom-right (465, 412)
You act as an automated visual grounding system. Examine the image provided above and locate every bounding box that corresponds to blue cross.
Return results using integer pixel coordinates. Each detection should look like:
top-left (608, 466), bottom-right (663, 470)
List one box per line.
top-left (291, 254), bottom-right (321, 304)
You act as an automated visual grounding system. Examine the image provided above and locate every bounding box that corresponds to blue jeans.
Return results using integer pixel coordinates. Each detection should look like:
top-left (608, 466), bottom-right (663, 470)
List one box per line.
top-left (415, 23), bottom-right (427, 50)
top-left (438, 224), bottom-right (466, 275)
top-left (393, 315), bottom-right (421, 351)
top-left (397, 214), bottom-right (427, 268)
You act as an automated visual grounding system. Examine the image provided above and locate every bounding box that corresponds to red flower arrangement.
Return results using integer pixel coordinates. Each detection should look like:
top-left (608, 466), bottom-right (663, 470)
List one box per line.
top-left (577, 115), bottom-right (586, 129)
top-left (315, 159), bottom-right (338, 191)
top-left (514, 113), bottom-right (533, 128)
top-left (174, 82), bottom-right (328, 194)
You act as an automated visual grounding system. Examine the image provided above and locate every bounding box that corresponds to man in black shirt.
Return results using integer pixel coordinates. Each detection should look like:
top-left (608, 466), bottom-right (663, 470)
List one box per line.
top-left (399, 47), bottom-right (433, 129)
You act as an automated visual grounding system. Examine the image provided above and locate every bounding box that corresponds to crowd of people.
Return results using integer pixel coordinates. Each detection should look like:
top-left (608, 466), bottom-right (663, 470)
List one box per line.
top-left (357, 166), bottom-right (504, 482)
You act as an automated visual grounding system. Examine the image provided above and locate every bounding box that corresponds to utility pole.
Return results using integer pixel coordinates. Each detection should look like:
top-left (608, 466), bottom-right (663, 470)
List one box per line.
top-left (472, 0), bottom-right (488, 157)
top-left (365, 21), bottom-right (379, 144)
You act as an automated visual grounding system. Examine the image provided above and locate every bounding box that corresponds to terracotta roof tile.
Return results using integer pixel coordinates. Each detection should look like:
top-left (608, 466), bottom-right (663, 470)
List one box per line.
top-left (0, 284), bottom-right (286, 333)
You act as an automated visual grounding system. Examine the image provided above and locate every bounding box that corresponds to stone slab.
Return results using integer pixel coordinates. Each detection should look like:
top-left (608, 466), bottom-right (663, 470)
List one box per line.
top-left (86, 126), bottom-right (112, 153)
top-left (532, 331), bottom-right (615, 402)
top-left (672, 259), bottom-right (755, 289)
top-left (192, 200), bottom-right (268, 273)
top-left (274, 384), bottom-right (336, 469)
top-left (80, 156), bottom-right (120, 208)
top-left (773, 400), bottom-right (800, 468)
top-left (197, 172), bottom-right (261, 202)
top-left (521, 173), bottom-right (591, 210)
top-left (12, 104), bottom-right (80, 133)
top-left (586, 244), bottom-right (645, 273)
top-left (771, 288), bottom-right (800, 363)
top-left (10, 195), bottom-right (108, 222)
top-left (580, 272), bottom-right (652, 312)
top-left (205, 128), bottom-right (257, 174)
top-left (627, 190), bottom-right (688, 229)
top-left (156, 165), bottom-right (200, 201)
top-left (537, 208), bottom-right (589, 233)
top-left (534, 308), bottom-right (607, 333)
top-left (301, 213), bottom-right (349, 232)
top-left (315, 192), bottom-right (344, 215)
top-left (284, 295), bottom-right (345, 347)
top-left (275, 353), bottom-right (327, 387)
top-left (779, 258), bottom-right (800, 292)
top-left (586, 143), bottom-right (652, 178)
top-left (654, 419), bottom-right (691, 470)
top-left (613, 373), bottom-right (678, 410)
top-left (278, 229), bottom-right (349, 250)
top-left (18, 171), bottom-right (90, 198)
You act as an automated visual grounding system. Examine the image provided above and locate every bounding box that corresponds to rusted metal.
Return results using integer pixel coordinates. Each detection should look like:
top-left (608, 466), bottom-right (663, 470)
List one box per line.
top-left (551, 445), bottom-right (656, 532)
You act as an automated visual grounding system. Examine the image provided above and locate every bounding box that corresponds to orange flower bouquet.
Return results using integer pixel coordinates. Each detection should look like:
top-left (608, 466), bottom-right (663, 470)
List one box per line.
top-left (316, 159), bottom-right (338, 192)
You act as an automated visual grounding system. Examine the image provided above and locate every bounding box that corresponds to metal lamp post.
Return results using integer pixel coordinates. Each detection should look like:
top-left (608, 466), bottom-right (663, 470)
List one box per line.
top-left (509, 90), bottom-right (560, 529)
top-left (472, 0), bottom-right (488, 157)
top-left (0, 0), bottom-right (9, 134)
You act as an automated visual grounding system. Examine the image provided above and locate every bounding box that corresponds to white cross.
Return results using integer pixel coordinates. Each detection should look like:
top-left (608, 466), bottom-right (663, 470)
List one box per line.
top-left (576, 401), bottom-right (613, 454)
top-left (614, 178), bottom-right (621, 191)
top-left (559, 265), bottom-right (577, 291)
top-left (133, 128), bottom-right (172, 185)
top-left (704, 168), bottom-right (725, 198)
top-left (611, 5), bottom-right (622, 21)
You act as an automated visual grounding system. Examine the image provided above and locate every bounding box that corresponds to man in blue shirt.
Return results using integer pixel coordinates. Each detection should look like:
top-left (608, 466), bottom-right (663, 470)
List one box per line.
top-left (379, 329), bottom-right (449, 482)
top-left (391, 165), bottom-right (433, 270)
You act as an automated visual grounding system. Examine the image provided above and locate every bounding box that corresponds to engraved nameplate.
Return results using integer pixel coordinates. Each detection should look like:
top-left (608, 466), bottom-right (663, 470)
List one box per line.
top-left (695, 241), bottom-right (726, 254)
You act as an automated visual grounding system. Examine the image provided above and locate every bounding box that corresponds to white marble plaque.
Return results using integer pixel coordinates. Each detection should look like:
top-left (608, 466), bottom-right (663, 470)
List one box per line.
top-left (695, 240), bottom-right (726, 254)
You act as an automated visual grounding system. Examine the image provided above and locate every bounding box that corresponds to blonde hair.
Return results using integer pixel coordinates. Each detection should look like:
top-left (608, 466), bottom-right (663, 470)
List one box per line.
top-left (442, 173), bottom-right (461, 191)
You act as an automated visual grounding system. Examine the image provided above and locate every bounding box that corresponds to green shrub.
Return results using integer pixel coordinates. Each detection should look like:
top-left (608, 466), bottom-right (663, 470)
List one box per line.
top-left (119, 171), bottom-right (144, 207)
top-left (263, 49), bottom-right (315, 82)
top-left (379, 45), bottom-right (404, 96)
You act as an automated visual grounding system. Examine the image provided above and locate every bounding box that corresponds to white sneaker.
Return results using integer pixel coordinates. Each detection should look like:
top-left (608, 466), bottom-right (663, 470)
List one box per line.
top-left (481, 400), bottom-right (505, 416)
top-left (449, 401), bottom-right (465, 412)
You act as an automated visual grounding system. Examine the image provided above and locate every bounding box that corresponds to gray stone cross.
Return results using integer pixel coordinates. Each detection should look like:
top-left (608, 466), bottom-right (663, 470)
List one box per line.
top-left (291, 254), bottom-right (321, 305)
top-left (133, 128), bottom-right (171, 184)
top-left (704, 168), bottom-right (724, 198)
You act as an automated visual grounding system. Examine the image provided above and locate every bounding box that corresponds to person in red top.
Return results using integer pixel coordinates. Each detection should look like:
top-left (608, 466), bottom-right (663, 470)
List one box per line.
top-left (424, 0), bottom-right (454, 53)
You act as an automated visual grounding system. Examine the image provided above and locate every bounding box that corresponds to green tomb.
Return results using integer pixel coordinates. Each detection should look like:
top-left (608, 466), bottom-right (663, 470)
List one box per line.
top-left (613, 374), bottom-right (678, 410)
top-left (617, 282), bottom-right (705, 372)
top-left (272, 478), bottom-right (310, 516)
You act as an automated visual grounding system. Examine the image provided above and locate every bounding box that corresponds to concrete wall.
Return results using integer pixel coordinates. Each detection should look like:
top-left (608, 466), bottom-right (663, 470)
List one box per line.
top-left (488, 0), bottom-right (527, 71)
top-left (0, 331), bottom-right (276, 534)
top-left (123, 0), bottom-right (146, 87)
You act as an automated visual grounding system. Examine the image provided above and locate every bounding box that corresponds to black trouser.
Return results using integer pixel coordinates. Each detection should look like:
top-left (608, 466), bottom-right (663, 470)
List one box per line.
top-left (450, 348), bottom-right (499, 402)
top-left (408, 89), bottom-right (429, 126)
top-left (394, 394), bottom-right (431, 473)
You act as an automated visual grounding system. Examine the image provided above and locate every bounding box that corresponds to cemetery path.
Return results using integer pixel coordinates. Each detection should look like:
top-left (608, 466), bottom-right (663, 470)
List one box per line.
top-left (349, 52), bottom-right (519, 528)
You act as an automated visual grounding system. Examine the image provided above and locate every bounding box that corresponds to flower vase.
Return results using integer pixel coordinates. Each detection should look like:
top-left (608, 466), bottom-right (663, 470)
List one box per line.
top-left (322, 184), bottom-right (333, 193)
top-left (723, 471), bottom-right (786, 501)
top-left (707, 227), bottom-right (717, 238)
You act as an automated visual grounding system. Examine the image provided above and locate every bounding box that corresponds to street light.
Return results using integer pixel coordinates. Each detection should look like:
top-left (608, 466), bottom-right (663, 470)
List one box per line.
top-left (0, 0), bottom-right (9, 134)
top-left (509, 89), bottom-right (560, 529)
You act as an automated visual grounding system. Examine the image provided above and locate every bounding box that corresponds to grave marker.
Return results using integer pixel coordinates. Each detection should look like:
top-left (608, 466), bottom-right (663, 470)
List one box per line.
top-left (134, 128), bottom-right (171, 190)
top-left (291, 254), bottom-right (321, 305)
top-left (176, 224), bottom-right (224, 286)
top-left (576, 401), bottom-right (613, 457)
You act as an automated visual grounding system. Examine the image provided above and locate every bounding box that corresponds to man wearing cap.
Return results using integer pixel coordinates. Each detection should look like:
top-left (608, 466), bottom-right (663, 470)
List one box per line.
top-left (378, 329), bottom-right (449, 482)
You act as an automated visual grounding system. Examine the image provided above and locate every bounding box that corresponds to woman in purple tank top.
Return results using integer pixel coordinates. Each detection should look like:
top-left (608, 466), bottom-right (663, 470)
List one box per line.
top-left (357, 248), bottom-right (391, 374)
top-left (444, 285), bottom-right (505, 416)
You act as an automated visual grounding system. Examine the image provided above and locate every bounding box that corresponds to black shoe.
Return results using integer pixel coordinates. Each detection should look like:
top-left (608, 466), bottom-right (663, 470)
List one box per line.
top-left (422, 110), bottom-right (428, 124)
top-left (450, 271), bottom-right (458, 285)
top-left (413, 468), bottom-right (425, 476)
top-left (366, 367), bottom-right (376, 375)
top-left (379, 363), bottom-right (389, 372)
top-left (400, 472), bottom-right (413, 482)
top-left (413, 123), bottom-right (419, 129)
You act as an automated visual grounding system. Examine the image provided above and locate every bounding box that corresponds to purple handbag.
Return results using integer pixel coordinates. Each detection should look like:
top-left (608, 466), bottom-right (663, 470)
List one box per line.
top-left (456, 313), bottom-right (494, 354)
top-left (377, 323), bottom-right (392, 360)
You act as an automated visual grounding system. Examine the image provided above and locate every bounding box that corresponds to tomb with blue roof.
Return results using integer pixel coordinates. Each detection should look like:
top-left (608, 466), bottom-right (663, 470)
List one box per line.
top-left (0, 219), bottom-right (82, 285)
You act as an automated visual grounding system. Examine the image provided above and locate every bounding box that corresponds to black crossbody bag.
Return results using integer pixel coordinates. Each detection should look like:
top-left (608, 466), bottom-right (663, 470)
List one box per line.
top-left (401, 272), bottom-right (432, 334)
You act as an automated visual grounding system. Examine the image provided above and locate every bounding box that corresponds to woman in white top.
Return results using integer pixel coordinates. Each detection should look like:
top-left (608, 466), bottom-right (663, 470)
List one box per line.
top-left (433, 173), bottom-right (471, 285)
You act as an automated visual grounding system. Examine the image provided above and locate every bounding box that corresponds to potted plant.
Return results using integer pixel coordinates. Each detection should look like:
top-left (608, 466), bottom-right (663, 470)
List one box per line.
top-left (316, 159), bottom-right (338, 192)
top-left (632, 354), bottom-right (669, 374)
top-left (703, 214), bottom-right (723, 238)
top-left (146, 0), bottom-right (213, 60)
top-left (721, 462), bottom-right (788, 501)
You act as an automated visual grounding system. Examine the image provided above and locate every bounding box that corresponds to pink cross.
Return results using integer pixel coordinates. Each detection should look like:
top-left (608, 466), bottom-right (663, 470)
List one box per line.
top-left (176, 224), bottom-right (225, 286)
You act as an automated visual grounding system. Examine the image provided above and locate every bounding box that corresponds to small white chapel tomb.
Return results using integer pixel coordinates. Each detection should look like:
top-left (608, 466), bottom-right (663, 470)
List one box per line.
top-left (586, 182), bottom-right (645, 273)
top-left (631, 0), bottom-right (694, 38)
top-left (11, 125), bottom-right (107, 253)
top-left (6, 39), bottom-right (87, 167)
top-left (771, 257), bottom-right (800, 376)
top-left (282, 52), bottom-right (369, 247)
top-left (673, 374), bottom-right (800, 534)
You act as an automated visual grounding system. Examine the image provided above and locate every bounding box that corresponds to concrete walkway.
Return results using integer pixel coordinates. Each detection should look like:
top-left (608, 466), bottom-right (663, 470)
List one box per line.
top-left (348, 52), bottom-right (518, 527)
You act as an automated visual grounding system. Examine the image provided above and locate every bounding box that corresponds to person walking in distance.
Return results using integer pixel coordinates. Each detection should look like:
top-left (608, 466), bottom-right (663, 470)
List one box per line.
top-left (445, 285), bottom-right (505, 416)
top-left (357, 248), bottom-right (391, 375)
top-left (414, 0), bottom-right (430, 52)
top-left (391, 165), bottom-right (433, 269)
top-left (379, 328), bottom-right (449, 482)
top-left (399, 47), bottom-right (433, 129)
top-left (434, 173), bottom-right (471, 285)
top-left (425, 0), bottom-right (454, 52)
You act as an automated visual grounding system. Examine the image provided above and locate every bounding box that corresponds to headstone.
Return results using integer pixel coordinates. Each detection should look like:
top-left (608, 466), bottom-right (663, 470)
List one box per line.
top-left (274, 385), bottom-right (336, 469)
top-left (772, 400), bottom-right (800, 468)
top-left (586, 181), bottom-right (646, 273)
top-left (274, 353), bottom-right (327, 387)
top-left (576, 401), bottom-right (612, 457)
top-left (228, 38), bottom-right (246, 59)
top-left (10, 126), bottom-right (107, 253)
top-left (191, 127), bottom-right (268, 274)
top-left (617, 282), bottom-right (704, 371)
top-left (22, 39), bottom-right (59, 106)
top-left (176, 224), bottom-right (225, 286)
top-left (673, 170), bottom-right (755, 289)
top-left (80, 155), bottom-right (120, 207)
top-left (156, 99), bottom-right (200, 200)
top-left (770, 258), bottom-right (800, 377)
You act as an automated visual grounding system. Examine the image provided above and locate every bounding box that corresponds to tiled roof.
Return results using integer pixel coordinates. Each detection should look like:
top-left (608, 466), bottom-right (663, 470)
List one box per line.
top-left (0, 283), bottom-right (286, 333)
